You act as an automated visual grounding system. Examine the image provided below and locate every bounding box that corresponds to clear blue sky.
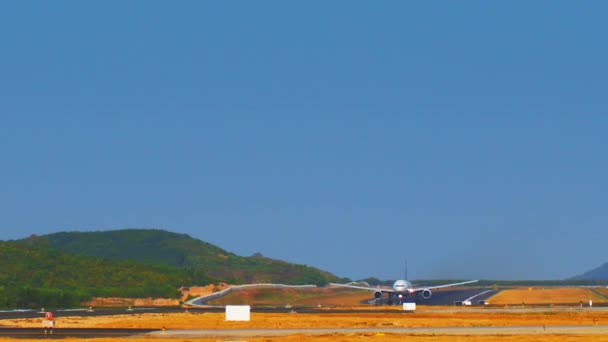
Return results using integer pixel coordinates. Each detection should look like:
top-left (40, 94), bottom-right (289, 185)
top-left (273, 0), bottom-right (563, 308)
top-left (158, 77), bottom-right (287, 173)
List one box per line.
top-left (1, 1), bottom-right (607, 280)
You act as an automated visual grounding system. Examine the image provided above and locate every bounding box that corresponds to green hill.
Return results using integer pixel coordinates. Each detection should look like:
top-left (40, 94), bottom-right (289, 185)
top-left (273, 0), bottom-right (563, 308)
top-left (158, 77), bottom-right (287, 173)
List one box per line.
top-left (0, 240), bottom-right (210, 308)
top-left (25, 229), bottom-right (343, 285)
top-left (0, 228), bottom-right (345, 309)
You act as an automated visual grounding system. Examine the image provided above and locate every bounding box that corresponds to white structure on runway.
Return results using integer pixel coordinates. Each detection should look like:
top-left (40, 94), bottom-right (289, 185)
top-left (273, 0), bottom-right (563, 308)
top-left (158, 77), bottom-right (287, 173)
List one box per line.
top-left (225, 305), bottom-right (251, 321)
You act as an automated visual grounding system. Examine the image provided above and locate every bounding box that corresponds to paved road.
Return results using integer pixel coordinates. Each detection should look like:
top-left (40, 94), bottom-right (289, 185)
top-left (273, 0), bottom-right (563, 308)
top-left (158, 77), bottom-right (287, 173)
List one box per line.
top-left (148, 325), bottom-right (608, 338)
top-left (0, 327), bottom-right (156, 338)
top-left (3, 325), bottom-right (608, 339)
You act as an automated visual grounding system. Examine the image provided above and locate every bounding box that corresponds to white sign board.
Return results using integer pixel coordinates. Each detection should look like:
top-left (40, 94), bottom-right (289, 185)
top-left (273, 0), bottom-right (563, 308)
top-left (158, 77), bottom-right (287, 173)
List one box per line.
top-left (225, 305), bottom-right (251, 321)
top-left (402, 303), bottom-right (416, 311)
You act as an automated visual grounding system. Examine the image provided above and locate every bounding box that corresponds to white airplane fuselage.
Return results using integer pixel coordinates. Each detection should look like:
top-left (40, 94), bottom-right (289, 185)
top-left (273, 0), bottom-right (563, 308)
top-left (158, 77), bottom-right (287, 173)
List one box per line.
top-left (392, 279), bottom-right (414, 300)
top-left (393, 279), bottom-right (413, 292)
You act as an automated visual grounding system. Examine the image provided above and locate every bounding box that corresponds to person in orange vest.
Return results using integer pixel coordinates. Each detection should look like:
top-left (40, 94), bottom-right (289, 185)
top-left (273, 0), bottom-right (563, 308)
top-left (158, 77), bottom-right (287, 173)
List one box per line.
top-left (43, 311), bottom-right (55, 335)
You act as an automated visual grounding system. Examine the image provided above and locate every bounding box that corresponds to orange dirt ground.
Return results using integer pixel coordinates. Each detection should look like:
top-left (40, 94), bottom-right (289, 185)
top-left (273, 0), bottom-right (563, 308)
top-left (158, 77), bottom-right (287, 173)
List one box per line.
top-left (1, 335), bottom-right (607, 342)
top-left (488, 288), bottom-right (607, 305)
top-left (3, 286), bottom-right (608, 341)
top-left (208, 287), bottom-right (374, 306)
top-left (83, 283), bottom-right (232, 307)
top-left (2, 310), bottom-right (608, 341)
top-left (4, 310), bottom-right (608, 329)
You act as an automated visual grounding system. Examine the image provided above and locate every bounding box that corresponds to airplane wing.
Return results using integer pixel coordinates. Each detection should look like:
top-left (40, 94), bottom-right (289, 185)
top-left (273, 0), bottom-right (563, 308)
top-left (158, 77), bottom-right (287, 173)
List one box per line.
top-left (329, 283), bottom-right (394, 293)
top-left (330, 279), bottom-right (478, 294)
top-left (410, 279), bottom-right (478, 292)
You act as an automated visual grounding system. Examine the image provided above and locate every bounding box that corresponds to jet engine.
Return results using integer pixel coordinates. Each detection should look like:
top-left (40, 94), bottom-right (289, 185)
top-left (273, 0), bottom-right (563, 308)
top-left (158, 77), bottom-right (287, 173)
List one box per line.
top-left (374, 291), bottom-right (382, 299)
top-left (420, 288), bottom-right (432, 299)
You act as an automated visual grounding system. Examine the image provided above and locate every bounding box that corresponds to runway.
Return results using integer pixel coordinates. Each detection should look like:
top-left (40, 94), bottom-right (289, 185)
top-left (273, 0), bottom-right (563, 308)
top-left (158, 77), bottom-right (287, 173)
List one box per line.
top-left (186, 284), bottom-right (499, 307)
top-left (421, 288), bottom-right (498, 305)
top-left (368, 288), bottom-right (499, 306)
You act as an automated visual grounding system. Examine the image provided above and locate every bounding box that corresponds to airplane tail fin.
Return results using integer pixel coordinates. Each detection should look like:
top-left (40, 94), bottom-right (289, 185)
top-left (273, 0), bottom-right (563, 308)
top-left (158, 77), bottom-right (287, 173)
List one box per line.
top-left (404, 258), bottom-right (408, 281)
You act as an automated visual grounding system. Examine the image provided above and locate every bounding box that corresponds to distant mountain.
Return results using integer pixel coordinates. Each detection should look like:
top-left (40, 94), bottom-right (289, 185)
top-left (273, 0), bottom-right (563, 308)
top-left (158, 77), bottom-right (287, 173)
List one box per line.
top-left (23, 229), bottom-right (345, 285)
top-left (572, 262), bottom-right (608, 280)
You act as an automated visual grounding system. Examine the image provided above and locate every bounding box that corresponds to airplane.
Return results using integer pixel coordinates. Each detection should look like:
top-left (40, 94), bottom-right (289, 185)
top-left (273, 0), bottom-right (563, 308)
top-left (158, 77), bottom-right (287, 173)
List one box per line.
top-left (331, 279), bottom-right (478, 304)
top-left (331, 264), bottom-right (478, 305)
